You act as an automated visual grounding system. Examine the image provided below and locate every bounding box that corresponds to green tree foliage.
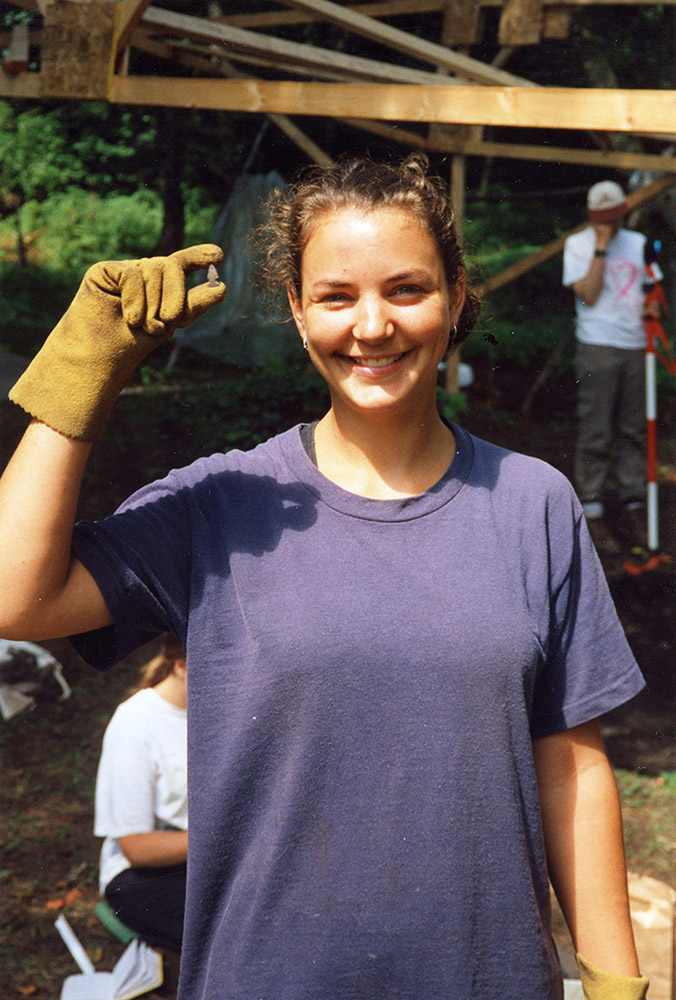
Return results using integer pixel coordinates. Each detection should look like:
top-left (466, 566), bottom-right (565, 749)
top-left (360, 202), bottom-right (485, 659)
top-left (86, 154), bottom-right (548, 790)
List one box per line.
top-left (0, 0), bottom-right (672, 397)
top-left (0, 103), bottom-right (85, 203)
top-left (0, 103), bottom-right (84, 262)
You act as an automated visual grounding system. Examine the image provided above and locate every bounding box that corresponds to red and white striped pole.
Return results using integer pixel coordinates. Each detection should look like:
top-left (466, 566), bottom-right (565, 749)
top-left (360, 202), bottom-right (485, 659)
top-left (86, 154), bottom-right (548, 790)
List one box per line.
top-left (644, 293), bottom-right (659, 553)
top-left (625, 256), bottom-right (676, 573)
top-left (625, 249), bottom-right (676, 573)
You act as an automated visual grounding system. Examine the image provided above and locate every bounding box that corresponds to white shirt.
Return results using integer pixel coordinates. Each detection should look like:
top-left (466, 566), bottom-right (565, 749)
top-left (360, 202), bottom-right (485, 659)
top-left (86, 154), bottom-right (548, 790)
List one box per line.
top-left (563, 226), bottom-right (660, 349)
top-left (94, 688), bottom-right (187, 894)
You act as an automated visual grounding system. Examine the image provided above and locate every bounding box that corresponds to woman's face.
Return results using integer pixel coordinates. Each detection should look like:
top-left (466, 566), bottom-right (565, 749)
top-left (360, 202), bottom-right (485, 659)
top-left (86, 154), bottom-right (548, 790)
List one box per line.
top-left (288, 206), bottom-right (465, 420)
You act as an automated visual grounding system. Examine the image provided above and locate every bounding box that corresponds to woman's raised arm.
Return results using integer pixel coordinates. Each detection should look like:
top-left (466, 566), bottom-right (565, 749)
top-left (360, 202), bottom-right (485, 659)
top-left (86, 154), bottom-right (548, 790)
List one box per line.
top-left (0, 245), bottom-right (226, 640)
top-left (0, 420), bottom-right (110, 639)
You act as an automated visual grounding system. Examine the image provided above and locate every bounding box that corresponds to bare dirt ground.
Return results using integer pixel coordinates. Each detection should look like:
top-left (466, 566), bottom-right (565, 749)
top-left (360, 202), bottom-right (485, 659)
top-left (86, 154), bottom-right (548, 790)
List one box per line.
top-left (2, 382), bottom-right (675, 998)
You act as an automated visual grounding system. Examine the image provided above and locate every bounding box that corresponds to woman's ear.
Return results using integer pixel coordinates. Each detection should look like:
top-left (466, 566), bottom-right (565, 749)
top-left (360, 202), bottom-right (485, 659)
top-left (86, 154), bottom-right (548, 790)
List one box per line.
top-left (450, 269), bottom-right (467, 325)
top-left (287, 282), bottom-right (305, 338)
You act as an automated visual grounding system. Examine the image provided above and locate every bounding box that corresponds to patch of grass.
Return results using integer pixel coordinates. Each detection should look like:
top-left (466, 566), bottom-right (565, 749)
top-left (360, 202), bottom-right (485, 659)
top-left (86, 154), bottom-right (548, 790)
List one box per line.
top-left (616, 769), bottom-right (676, 888)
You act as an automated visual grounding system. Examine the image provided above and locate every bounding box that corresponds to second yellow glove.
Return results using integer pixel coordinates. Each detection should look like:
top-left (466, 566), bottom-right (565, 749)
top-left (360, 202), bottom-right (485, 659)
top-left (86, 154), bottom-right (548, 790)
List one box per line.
top-left (577, 952), bottom-right (649, 1000)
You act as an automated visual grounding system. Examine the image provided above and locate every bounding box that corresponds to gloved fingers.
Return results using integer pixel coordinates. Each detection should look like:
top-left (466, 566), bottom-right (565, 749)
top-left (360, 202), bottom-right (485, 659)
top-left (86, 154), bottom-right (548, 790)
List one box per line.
top-left (117, 264), bottom-right (148, 330)
top-left (127, 248), bottom-right (224, 333)
top-left (171, 243), bottom-right (224, 276)
top-left (129, 257), bottom-right (185, 337)
top-left (157, 255), bottom-right (189, 324)
top-left (180, 279), bottom-right (227, 328)
top-left (90, 247), bottom-right (225, 335)
top-left (137, 258), bottom-right (167, 335)
top-left (145, 253), bottom-right (219, 332)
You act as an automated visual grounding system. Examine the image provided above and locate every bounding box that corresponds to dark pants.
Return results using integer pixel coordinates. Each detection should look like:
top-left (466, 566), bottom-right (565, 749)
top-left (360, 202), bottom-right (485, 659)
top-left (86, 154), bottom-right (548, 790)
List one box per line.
top-left (575, 342), bottom-right (646, 507)
top-left (105, 864), bottom-right (186, 952)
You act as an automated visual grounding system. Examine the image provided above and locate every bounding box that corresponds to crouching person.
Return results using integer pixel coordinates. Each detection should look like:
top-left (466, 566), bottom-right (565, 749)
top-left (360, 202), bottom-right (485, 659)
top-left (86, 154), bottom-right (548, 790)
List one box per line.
top-left (95, 635), bottom-right (187, 952)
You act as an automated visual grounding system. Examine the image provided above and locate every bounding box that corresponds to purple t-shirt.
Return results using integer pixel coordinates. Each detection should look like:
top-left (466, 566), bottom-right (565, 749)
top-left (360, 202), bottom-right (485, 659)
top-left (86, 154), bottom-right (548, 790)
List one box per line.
top-left (71, 424), bottom-right (643, 1000)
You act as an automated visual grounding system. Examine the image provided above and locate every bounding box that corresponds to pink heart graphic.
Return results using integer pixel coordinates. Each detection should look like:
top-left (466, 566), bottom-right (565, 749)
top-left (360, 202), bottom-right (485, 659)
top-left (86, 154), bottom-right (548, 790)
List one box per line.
top-left (606, 258), bottom-right (639, 299)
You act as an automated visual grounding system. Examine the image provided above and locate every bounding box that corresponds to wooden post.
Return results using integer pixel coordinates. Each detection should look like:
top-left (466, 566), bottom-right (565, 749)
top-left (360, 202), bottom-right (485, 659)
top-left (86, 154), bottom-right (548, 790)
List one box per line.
top-left (40, 0), bottom-right (118, 100)
top-left (446, 154), bottom-right (466, 394)
top-left (498, 0), bottom-right (544, 44)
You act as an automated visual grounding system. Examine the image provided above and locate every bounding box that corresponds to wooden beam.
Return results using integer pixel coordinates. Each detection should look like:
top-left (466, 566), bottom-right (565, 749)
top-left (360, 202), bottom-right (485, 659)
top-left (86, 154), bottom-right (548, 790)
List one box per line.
top-left (217, 0), bottom-right (676, 30)
top-left (345, 115), bottom-right (676, 173)
top-left (108, 78), bottom-right (676, 134)
top-left (433, 136), bottom-right (676, 173)
top-left (277, 0), bottom-right (534, 85)
top-left (344, 117), bottom-right (435, 149)
top-left (128, 31), bottom-right (334, 168)
top-left (476, 174), bottom-right (676, 296)
top-left (266, 114), bottom-right (334, 166)
top-left (134, 32), bottom-right (357, 85)
top-left (0, 70), bottom-right (39, 98)
top-left (6, 0), bottom-right (676, 30)
top-left (139, 9), bottom-right (470, 88)
top-left (116, 0), bottom-right (153, 54)
top-left (221, 1), bottom-right (445, 29)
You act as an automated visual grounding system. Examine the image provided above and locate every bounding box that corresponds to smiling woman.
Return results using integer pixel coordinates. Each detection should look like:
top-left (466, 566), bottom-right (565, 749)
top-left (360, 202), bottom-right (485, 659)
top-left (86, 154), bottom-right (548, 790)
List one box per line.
top-left (258, 155), bottom-right (478, 498)
top-left (286, 207), bottom-right (460, 495)
top-left (0, 154), bottom-right (649, 1000)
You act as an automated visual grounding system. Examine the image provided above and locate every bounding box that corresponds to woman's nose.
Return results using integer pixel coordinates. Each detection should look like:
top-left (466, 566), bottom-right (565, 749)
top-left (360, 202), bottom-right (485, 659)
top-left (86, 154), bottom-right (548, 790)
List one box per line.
top-left (353, 297), bottom-right (394, 341)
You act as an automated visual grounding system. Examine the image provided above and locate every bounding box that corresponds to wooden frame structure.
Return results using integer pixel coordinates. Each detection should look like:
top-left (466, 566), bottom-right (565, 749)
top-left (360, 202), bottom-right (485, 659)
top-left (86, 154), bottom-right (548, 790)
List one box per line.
top-left (2, 0), bottom-right (676, 386)
top-left (2, 1), bottom-right (676, 142)
top-left (3, 0), bottom-right (676, 190)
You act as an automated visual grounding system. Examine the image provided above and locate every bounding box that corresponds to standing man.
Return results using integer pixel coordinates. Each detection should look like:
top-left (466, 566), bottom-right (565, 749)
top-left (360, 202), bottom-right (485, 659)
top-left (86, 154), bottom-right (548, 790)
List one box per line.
top-left (563, 180), bottom-right (658, 557)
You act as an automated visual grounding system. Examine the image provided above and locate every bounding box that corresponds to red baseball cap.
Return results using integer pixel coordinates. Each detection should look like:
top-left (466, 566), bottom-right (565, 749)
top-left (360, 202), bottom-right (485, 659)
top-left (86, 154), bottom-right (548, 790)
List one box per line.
top-left (587, 180), bottom-right (627, 223)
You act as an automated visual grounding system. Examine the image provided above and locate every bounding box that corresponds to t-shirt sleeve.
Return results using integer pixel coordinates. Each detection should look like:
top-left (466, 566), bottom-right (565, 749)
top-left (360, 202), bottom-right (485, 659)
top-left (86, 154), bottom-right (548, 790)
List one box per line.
top-left (528, 474), bottom-right (644, 737)
top-left (70, 472), bottom-right (193, 669)
top-left (94, 702), bottom-right (156, 838)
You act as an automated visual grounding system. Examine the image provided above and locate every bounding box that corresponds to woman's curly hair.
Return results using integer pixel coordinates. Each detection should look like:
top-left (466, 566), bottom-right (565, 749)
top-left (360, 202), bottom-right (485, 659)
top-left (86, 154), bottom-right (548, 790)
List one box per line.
top-left (256, 153), bottom-right (480, 346)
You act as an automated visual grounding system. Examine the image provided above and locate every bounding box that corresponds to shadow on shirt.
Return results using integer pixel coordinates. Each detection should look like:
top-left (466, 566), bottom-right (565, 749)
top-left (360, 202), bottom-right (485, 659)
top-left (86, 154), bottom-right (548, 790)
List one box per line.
top-left (70, 466), bottom-right (320, 669)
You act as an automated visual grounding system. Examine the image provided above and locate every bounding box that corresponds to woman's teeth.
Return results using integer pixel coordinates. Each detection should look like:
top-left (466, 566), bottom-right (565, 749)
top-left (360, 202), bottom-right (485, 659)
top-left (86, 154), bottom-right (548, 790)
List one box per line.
top-left (351, 354), bottom-right (403, 367)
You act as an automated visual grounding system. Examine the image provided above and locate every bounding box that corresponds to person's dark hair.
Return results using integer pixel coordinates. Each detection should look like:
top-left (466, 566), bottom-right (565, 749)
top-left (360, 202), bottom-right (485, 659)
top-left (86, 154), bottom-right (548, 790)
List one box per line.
top-left (257, 153), bottom-right (480, 345)
top-left (135, 634), bottom-right (186, 691)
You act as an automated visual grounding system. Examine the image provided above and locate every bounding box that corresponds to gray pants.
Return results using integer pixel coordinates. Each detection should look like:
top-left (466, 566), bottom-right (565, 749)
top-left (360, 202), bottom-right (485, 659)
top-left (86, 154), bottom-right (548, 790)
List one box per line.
top-left (575, 342), bottom-right (646, 506)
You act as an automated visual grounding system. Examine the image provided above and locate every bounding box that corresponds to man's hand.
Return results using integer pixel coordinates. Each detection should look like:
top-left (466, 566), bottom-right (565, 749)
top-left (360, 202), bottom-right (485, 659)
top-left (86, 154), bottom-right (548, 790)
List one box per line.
top-left (593, 222), bottom-right (616, 252)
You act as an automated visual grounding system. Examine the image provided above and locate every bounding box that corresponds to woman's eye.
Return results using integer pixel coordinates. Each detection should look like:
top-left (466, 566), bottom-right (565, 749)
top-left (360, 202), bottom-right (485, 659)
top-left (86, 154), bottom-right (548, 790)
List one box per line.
top-left (393, 284), bottom-right (424, 296)
top-left (321, 292), bottom-right (350, 303)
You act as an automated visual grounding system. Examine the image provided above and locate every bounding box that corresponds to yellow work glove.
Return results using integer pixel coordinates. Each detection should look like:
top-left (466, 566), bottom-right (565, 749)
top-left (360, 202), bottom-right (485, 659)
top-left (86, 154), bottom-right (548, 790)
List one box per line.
top-left (9, 244), bottom-right (226, 441)
top-left (577, 953), bottom-right (649, 1000)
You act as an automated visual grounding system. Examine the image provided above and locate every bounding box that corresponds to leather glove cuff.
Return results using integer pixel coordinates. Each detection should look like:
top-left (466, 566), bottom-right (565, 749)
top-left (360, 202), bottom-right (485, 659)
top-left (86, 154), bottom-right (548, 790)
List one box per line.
top-left (9, 303), bottom-right (160, 441)
top-left (577, 952), bottom-right (649, 1000)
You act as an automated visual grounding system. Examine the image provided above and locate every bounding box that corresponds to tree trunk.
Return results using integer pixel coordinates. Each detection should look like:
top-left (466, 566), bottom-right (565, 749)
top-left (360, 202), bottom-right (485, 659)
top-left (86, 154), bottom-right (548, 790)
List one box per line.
top-left (15, 207), bottom-right (26, 267)
top-left (153, 109), bottom-right (185, 256)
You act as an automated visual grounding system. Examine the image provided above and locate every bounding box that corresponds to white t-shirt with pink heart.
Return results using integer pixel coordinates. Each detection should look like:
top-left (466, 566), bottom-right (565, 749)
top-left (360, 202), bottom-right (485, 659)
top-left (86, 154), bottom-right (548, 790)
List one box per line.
top-left (563, 226), bottom-right (660, 349)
